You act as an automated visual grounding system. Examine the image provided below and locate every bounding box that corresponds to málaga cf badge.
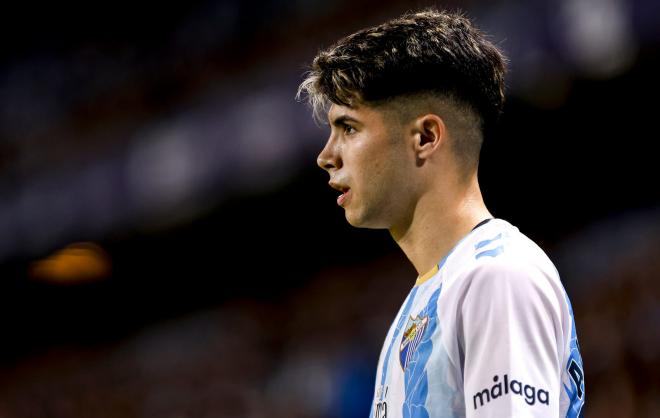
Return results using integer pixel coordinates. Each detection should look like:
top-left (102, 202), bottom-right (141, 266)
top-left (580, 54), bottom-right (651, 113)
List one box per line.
top-left (399, 314), bottom-right (429, 370)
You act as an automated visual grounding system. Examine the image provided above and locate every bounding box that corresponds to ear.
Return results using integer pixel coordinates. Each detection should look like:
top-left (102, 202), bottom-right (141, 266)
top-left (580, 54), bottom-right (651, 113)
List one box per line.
top-left (412, 114), bottom-right (446, 160)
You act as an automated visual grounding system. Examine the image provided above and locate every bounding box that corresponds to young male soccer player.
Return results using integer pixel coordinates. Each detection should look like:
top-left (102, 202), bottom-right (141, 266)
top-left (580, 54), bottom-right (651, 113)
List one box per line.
top-left (298, 8), bottom-right (585, 418)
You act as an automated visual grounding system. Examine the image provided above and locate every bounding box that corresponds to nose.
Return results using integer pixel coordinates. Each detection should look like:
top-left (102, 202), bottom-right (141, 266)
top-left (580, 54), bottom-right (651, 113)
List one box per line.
top-left (316, 136), bottom-right (341, 172)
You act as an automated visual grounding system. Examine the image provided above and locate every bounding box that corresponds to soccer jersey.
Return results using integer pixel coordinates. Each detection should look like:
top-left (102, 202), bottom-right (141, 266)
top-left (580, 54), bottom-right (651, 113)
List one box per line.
top-left (369, 219), bottom-right (585, 418)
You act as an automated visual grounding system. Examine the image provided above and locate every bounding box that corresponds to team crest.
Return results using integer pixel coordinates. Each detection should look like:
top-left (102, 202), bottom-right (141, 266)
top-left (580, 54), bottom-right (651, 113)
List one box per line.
top-left (399, 314), bottom-right (429, 370)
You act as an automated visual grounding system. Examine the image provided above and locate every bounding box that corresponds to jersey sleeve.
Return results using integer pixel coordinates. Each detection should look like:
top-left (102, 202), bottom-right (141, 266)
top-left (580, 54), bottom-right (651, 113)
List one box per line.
top-left (458, 260), bottom-right (563, 418)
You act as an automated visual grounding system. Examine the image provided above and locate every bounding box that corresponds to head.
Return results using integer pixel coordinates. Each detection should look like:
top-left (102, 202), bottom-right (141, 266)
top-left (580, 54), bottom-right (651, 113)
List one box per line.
top-left (298, 8), bottom-right (507, 229)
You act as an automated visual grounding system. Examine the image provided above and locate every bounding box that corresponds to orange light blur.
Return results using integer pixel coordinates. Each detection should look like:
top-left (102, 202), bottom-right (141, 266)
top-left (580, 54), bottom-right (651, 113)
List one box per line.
top-left (28, 242), bottom-right (111, 285)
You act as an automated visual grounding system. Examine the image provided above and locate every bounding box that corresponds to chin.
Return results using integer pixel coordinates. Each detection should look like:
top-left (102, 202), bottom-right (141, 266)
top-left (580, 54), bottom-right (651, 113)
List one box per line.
top-left (344, 209), bottom-right (366, 228)
top-left (344, 209), bottom-right (387, 229)
top-left (344, 212), bottom-right (361, 227)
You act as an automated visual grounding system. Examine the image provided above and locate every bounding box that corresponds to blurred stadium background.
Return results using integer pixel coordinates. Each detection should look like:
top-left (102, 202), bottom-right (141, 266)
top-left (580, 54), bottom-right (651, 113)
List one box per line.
top-left (0, 0), bottom-right (659, 416)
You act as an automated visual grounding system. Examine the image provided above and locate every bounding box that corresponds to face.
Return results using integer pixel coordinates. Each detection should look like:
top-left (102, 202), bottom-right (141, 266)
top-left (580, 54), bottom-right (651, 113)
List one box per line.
top-left (317, 103), bottom-right (416, 229)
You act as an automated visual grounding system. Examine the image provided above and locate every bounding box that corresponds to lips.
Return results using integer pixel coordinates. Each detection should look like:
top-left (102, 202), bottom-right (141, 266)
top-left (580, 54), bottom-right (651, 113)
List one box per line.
top-left (336, 188), bottom-right (351, 206)
top-left (329, 181), bottom-right (351, 207)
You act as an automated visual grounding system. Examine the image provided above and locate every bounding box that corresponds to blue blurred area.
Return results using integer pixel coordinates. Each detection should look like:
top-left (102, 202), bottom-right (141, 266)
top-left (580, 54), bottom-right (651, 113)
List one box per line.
top-left (334, 348), bottom-right (378, 418)
top-left (0, 0), bottom-right (659, 417)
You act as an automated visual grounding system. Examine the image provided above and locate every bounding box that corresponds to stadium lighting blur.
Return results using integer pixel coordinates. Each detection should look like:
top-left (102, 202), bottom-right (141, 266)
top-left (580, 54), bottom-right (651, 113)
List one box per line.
top-left (560, 0), bottom-right (637, 78)
top-left (28, 242), bottom-right (111, 285)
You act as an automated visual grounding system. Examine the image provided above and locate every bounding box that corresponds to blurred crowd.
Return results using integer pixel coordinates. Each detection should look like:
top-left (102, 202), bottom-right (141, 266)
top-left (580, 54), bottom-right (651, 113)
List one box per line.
top-left (555, 209), bottom-right (660, 417)
top-left (0, 255), bottom-right (412, 418)
top-left (0, 211), bottom-right (658, 417)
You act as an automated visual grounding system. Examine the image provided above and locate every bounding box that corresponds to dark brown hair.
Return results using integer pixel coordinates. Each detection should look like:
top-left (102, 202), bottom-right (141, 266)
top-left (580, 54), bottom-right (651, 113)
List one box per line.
top-left (298, 8), bottom-right (507, 138)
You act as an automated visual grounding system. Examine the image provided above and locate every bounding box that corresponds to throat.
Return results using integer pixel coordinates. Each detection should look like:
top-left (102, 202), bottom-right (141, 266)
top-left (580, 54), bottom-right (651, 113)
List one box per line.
top-left (392, 209), bottom-right (492, 277)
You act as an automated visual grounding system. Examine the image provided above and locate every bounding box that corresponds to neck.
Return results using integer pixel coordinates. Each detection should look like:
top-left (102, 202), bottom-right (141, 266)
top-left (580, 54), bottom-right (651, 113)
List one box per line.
top-left (390, 177), bottom-right (492, 277)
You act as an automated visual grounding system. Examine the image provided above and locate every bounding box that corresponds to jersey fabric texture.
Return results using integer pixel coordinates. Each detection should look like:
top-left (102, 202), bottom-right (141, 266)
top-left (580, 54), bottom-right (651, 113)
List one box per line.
top-left (369, 219), bottom-right (585, 418)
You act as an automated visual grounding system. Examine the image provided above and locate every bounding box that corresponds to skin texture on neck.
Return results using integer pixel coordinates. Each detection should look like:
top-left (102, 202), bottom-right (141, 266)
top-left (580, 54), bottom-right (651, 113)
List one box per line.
top-left (390, 171), bottom-right (492, 277)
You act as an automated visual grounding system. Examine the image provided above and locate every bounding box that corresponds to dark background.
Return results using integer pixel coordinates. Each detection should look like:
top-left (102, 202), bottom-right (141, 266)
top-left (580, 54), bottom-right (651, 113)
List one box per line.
top-left (0, 0), bottom-right (658, 417)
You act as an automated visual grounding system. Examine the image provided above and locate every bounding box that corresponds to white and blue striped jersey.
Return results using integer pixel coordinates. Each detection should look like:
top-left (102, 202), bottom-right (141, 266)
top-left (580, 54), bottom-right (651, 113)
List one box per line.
top-left (370, 219), bottom-right (585, 418)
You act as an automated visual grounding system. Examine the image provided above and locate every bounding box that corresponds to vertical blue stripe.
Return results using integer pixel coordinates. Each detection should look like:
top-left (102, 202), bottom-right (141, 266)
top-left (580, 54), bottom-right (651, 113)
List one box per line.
top-left (402, 286), bottom-right (442, 418)
top-left (563, 293), bottom-right (585, 418)
top-left (379, 286), bottom-right (420, 395)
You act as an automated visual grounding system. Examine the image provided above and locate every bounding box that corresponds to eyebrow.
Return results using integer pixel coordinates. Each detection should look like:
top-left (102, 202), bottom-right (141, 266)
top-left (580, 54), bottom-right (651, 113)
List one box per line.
top-left (330, 115), bottom-right (361, 127)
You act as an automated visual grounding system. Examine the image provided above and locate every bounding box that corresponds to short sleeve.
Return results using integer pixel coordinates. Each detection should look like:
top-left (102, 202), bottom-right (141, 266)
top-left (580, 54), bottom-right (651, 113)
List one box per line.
top-left (458, 260), bottom-right (563, 418)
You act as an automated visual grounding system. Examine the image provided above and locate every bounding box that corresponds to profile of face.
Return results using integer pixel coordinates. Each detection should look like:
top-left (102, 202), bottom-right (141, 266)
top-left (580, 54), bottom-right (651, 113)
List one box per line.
top-left (317, 104), bottom-right (418, 229)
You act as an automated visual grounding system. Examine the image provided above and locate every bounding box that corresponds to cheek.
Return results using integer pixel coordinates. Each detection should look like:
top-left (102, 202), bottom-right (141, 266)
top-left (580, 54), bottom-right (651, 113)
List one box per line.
top-left (349, 132), bottom-right (411, 197)
top-left (381, 155), bottom-right (418, 212)
top-left (361, 149), bottom-right (406, 200)
top-left (355, 148), bottom-right (387, 186)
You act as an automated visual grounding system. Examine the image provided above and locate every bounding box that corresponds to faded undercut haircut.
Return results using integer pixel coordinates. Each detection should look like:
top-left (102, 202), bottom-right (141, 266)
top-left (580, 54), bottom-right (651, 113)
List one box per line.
top-left (297, 8), bottom-right (507, 171)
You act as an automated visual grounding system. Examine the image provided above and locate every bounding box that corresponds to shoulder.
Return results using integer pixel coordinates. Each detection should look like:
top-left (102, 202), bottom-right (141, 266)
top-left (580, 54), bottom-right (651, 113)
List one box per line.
top-left (444, 219), bottom-right (559, 288)
top-left (460, 257), bottom-right (558, 312)
top-left (444, 219), bottom-right (564, 313)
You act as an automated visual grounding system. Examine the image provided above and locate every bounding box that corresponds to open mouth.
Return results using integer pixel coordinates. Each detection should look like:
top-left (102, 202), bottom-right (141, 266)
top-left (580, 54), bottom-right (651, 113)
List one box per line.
top-left (329, 181), bottom-right (351, 206)
top-left (337, 187), bottom-right (351, 206)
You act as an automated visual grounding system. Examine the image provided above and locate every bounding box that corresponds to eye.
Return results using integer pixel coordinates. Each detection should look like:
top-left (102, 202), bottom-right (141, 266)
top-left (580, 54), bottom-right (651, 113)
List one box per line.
top-left (343, 124), bottom-right (356, 135)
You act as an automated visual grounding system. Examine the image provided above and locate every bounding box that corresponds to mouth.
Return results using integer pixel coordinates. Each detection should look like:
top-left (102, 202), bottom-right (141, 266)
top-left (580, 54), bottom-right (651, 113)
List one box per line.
top-left (329, 182), bottom-right (351, 207)
top-left (336, 188), bottom-right (351, 206)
